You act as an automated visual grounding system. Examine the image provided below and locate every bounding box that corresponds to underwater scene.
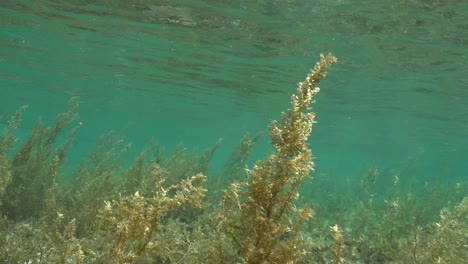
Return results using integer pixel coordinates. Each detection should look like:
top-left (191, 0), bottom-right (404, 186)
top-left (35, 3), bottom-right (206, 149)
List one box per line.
top-left (1, 0), bottom-right (467, 263)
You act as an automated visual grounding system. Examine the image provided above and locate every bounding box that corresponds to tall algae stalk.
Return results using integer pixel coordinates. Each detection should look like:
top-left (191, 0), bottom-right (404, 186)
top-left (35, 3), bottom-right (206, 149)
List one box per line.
top-left (0, 106), bottom-right (27, 205)
top-left (217, 54), bottom-right (337, 263)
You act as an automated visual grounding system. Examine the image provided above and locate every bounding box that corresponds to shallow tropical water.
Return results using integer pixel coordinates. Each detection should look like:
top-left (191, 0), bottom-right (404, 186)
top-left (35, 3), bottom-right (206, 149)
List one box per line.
top-left (1, 0), bottom-right (467, 185)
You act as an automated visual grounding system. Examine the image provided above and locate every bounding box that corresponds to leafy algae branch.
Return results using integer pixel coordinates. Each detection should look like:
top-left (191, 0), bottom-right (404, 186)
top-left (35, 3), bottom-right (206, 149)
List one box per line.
top-left (217, 54), bottom-right (337, 263)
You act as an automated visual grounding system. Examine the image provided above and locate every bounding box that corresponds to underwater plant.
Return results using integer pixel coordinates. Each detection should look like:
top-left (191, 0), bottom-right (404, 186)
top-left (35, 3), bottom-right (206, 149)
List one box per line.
top-left (0, 106), bottom-right (27, 206)
top-left (99, 164), bottom-right (207, 263)
top-left (1, 98), bottom-right (79, 221)
top-left (217, 53), bottom-right (337, 263)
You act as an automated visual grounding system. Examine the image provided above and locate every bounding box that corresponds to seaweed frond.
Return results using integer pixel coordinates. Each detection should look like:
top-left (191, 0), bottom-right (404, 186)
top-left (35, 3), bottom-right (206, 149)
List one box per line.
top-left (98, 163), bottom-right (207, 263)
top-left (331, 224), bottom-right (345, 264)
top-left (0, 106), bottom-right (27, 205)
top-left (1, 98), bottom-right (80, 220)
top-left (218, 54), bottom-right (337, 263)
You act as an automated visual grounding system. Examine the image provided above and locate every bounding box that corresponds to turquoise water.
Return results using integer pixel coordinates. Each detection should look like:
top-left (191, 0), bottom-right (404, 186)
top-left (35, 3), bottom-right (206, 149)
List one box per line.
top-left (1, 0), bottom-right (467, 185)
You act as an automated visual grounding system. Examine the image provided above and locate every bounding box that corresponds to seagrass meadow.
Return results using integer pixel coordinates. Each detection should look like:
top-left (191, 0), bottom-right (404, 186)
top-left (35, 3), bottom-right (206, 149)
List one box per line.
top-left (1, 1), bottom-right (467, 263)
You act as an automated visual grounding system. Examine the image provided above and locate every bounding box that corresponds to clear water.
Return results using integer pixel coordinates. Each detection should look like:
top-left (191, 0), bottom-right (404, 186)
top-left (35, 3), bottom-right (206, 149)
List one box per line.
top-left (1, 0), bottom-right (468, 186)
